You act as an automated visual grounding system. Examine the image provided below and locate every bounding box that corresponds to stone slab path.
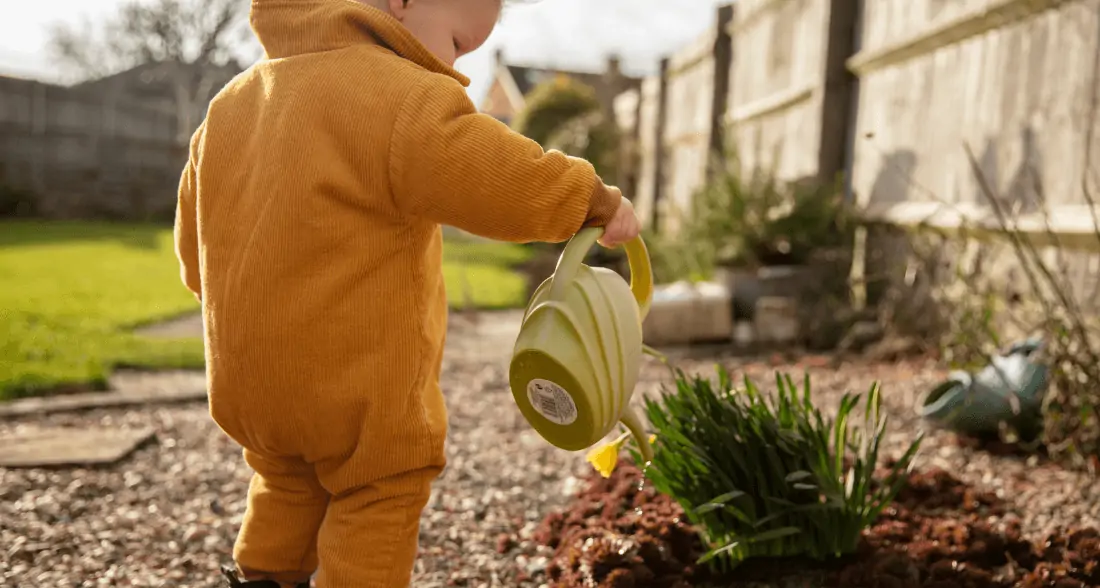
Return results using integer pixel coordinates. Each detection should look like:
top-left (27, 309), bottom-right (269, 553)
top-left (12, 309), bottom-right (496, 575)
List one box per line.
top-left (0, 426), bottom-right (155, 468)
top-left (133, 312), bottom-right (204, 339)
top-left (0, 371), bottom-right (209, 419)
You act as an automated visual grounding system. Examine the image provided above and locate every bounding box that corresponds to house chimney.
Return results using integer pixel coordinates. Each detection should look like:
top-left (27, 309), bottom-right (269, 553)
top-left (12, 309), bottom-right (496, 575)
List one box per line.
top-left (606, 53), bottom-right (622, 79)
top-left (603, 53), bottom-right (627, 106)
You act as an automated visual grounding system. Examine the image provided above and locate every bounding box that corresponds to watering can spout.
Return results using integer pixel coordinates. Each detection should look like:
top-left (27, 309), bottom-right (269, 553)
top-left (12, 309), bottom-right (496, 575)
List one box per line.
top-left (508, 227), bottom-right (656, 461)
top-left (620, 405), bottom-right (654, 464)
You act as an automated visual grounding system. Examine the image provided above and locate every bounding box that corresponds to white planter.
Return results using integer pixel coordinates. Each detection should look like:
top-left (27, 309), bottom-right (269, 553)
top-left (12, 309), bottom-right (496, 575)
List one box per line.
top-left (643, 281), bottom-right (733, 346)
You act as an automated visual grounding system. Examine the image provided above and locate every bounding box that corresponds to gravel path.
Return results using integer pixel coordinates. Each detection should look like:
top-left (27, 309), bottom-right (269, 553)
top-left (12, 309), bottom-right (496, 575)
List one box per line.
top-left (1, 311), bottom-right (594, 587)
top-left (3, 313), bottom-right (1099, 587)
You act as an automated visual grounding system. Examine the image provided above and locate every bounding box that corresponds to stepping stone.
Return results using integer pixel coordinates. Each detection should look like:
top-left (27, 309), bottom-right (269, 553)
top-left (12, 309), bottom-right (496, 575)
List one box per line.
top-left (134, 312), bottom-right (203, 339)
top-left (0, 370), bottom-right (207, 419)
top-left (0, 426), bottom-right (155, 468)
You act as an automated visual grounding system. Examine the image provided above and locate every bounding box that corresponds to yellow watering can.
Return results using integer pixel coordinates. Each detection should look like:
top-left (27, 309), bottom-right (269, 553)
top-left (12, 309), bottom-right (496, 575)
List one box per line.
top-left (508, 227), bottom-right (655, 464)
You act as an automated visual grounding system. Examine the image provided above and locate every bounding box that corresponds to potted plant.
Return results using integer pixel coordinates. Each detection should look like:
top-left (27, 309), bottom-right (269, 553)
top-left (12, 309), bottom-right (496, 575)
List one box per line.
top-left (685, 156), bottom-right (850, 320)
top-left (685, 160), bottom-right (778, 319)
top-left (751, 174), bottom-right (850, 306)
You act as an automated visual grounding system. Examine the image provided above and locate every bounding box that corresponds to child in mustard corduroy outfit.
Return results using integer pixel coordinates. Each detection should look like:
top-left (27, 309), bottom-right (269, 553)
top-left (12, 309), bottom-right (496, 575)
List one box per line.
top-left (173, 0), bottom-right (640, 586)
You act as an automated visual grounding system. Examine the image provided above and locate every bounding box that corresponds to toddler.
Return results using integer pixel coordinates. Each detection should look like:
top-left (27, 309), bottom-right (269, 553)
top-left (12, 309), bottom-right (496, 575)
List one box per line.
top-left (172, 0), bottom-right (640, 586)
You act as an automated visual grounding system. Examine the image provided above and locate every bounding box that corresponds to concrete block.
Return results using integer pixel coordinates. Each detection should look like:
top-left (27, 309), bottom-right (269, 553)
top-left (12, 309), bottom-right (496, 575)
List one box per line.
top-left (643, 281), bottom-right (733, 346)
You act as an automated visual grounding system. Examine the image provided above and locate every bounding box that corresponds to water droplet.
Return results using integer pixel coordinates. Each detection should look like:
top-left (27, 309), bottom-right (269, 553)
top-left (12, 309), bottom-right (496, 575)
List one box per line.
top-left (637, 461), bottom-right (651, 493)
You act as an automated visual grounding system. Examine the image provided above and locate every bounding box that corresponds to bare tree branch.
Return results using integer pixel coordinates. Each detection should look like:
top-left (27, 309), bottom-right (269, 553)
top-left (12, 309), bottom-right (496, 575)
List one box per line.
top-left (48, 0), bottom-right (250, 81)
top-left (47, 0), bottom-right (253, 143)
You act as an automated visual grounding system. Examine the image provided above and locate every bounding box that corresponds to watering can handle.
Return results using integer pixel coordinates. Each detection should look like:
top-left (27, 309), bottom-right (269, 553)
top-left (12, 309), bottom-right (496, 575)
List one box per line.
top-left (548, 227), bottom-right (654, 321)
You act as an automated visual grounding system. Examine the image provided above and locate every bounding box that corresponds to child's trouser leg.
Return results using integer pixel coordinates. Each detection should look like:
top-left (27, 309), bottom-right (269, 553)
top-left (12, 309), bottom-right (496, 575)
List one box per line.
top-left (312, 465), bottom-right (439, 588)
top-left (234, 449), bottom-right (330, 585)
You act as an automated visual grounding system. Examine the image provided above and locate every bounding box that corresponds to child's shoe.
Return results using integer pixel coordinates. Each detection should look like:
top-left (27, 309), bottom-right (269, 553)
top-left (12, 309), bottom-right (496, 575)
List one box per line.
top-left (221, 566), bottom-right (310, 588)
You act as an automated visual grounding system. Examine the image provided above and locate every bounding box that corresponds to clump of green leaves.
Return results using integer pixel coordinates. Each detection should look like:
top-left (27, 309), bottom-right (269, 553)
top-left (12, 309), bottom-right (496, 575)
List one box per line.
top-left (638, 367), bottom-right (923, 570)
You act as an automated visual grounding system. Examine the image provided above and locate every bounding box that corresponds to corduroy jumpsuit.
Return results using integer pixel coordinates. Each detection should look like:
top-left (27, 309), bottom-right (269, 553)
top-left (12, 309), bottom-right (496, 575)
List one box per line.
top-left (172, 1), bottom-right (623, 586)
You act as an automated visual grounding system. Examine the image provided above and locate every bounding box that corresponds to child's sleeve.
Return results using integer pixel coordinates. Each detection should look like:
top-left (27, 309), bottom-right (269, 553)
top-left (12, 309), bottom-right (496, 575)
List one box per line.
top-left (174, 123), bottom-right (204, 302)
top-left (388, 77), bottom-right (622, 243)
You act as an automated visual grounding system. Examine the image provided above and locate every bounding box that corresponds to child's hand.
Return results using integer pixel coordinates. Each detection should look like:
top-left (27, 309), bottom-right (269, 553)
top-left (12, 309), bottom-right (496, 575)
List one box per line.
top-left (597, 197), bottom-right (641, 248)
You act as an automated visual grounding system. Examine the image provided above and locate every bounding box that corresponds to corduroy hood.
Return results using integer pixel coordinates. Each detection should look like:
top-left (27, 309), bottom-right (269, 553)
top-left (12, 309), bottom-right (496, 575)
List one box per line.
top-left (249, 0), bottom-right (470, 86)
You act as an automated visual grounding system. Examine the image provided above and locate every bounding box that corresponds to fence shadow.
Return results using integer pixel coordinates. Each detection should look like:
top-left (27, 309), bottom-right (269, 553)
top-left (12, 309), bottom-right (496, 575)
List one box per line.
top-left (0, 220), bottom-right (167, 251)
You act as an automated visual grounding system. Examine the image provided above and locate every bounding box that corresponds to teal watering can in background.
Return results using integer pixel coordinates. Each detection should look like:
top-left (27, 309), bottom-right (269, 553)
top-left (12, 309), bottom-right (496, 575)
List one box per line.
top-left (919, 339), bottom-right (1048, 440)
top-left (508, 227), bottom-right (655, 464)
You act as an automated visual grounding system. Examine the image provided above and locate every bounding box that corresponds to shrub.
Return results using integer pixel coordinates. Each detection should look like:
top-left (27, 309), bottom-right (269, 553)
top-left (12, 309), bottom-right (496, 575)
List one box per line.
top-left (544, 110), bottom-right (621, 185)
top-left (511, 76), bottom-right (622, 184)
top-left (511, 76), bottom-right (601, 146)
top-left (636, 367), bottom-right (923, 570)
top-left (652, 153), bottom-right (852, 285)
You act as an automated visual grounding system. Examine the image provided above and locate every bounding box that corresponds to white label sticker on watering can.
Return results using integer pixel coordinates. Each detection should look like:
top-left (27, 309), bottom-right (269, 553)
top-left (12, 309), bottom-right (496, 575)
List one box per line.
top-left (526, 379), bottom-right (578, 425)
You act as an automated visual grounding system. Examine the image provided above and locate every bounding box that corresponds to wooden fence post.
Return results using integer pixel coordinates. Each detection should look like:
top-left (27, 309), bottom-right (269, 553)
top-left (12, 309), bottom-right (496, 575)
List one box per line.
top-left (708, 3), bottom-right (736, 175)
top-left (817, 0), bottom-right (860, 186)
top-left (627, 87), bottom-right (643, 201)
top-left (652, 56), bottom-right (671, 233)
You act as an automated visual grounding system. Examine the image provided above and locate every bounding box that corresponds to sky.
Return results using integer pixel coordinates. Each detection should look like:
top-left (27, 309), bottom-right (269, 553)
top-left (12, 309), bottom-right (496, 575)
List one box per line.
top-left (0, 0), bottom-right (731, 105)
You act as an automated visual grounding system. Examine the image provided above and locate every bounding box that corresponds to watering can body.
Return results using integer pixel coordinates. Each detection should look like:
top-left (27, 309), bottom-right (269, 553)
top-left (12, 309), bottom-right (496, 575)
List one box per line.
top-left (919, 339), bottom-right (1048, 439)
top-left (509, 227), bottom-right (655, 462)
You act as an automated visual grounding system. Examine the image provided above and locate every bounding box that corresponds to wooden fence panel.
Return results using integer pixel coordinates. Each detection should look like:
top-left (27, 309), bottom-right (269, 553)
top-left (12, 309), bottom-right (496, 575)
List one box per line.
top-left (848, 0), bottom-right (1100, 315)
top-left (0, 76), bottom-right (184, 220)
top-left (616, 0), bottom-right (1100, 313)
top-left (628, 75), bottom-right (664, 229)
top-left (661, 32), bottom-right (719, 231)
top-left (612, 86), bottom-right (641, 204)
top-left (726, 0), bottom-right (834, 181)
top-left (850, 0), bottom-right (1100, 241)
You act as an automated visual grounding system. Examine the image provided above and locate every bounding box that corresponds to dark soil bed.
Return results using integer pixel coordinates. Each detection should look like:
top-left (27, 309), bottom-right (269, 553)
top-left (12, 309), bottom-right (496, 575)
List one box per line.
top-left (535, 459), bottom-right (1100, 588)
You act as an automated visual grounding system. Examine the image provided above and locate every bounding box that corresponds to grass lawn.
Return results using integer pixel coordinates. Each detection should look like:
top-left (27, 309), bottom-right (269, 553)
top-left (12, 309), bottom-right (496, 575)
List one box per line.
top-left (441, 235), bottom-right (534, 309)
top-left (1, 221), bottom-right (532, 400)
